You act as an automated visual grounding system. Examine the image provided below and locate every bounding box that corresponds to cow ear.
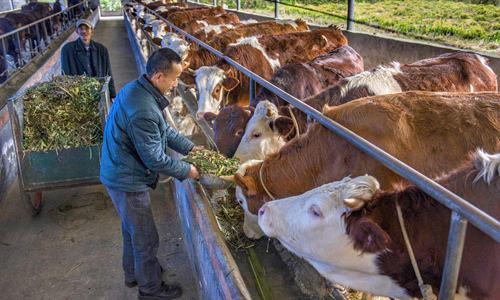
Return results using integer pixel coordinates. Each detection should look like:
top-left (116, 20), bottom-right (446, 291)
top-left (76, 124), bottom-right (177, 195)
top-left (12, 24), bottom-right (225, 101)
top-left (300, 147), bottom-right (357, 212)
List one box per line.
top-left (235, 173), bottom-right (257, 197)
top-left (203, 112), bottom-right (218, 122)
top-left (346, 217), bottom-right (391, 253)
top-left (180, 71), bottom-right (195, 87)
top-left (243, 106), bottom-right (254, 118)
top-left (270, 116), bottom-right (294, 138)
top-left (221, 76), bottom-right (239, 91)
top-left (343, 198), bottom-right (365, 211)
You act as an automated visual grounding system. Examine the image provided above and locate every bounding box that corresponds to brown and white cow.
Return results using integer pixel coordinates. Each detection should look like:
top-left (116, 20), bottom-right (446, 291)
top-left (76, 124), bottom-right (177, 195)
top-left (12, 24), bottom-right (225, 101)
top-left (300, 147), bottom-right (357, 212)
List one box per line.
top-left (232, 51), bottom-right (498, 161)
top-left (258, 149), bottom-right (500, 299)
top-left (165, 19), bottom-right (310, 71)
top-left (229, 91), bottom-right (500, 238)
top-left (166, 6), bottom-right (225, 27)
top-left (194, 27), bottom-right (348, 118)
top-left (206, 45), bottom-right (364, 157)
top-left (180, 13), bottom-right (240, 35)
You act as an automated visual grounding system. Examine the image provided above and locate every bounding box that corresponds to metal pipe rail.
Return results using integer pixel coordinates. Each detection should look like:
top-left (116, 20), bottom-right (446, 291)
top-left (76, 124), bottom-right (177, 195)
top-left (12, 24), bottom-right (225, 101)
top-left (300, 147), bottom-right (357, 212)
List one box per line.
top-left (133, 2), bottom-right (500, 298)
top-left (0, 1), bottom-right (88, 86)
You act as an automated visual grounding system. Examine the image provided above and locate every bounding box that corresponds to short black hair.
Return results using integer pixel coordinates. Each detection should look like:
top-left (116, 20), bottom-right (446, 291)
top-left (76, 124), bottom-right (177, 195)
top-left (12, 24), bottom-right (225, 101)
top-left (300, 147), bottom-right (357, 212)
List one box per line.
top-left (146, 48), bottom-right (182, 77)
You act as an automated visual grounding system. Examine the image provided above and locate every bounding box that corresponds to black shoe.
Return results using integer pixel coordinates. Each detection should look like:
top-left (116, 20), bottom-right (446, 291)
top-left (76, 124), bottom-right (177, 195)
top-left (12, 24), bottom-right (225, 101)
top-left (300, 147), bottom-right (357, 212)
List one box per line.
top-left (125, 265), bottom-right (164, 288)
top-left (125, 280), bottom-right (138, 288)
top-left (138, 282), bottom-right (183, 300)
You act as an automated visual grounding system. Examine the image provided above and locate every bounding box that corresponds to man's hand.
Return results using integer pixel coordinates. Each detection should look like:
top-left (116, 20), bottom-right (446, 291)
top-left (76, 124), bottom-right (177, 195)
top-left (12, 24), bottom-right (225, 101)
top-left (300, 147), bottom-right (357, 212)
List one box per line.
top-left (191, 145), bottom-right (205, 152)
top-left (188, 164), bottom-right (200, 180)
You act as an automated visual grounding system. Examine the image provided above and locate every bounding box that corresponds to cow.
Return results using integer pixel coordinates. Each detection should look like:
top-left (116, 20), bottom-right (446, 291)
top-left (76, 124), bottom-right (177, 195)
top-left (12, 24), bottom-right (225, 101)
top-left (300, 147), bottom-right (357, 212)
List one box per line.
top-left (207, 45), bottom-right (364, 157)
top-left (164, 19), bottom-right (309, 71)
top-left (166, 7), bottom-right (225, 27)
top-left (194, 27), bottom-right (348, 118)
top-left (0, 18), bottom-right (17, 83)
top-left (4, 12), bottom-right (38, 63)
top-left (180, 13), bottom-right (240, 35)
top-left (258, 149), bottom-right (500, 299)
top-left (232, 51), bottom-right (499, 161)
top-left (226, 91), bottom-right (500, 238)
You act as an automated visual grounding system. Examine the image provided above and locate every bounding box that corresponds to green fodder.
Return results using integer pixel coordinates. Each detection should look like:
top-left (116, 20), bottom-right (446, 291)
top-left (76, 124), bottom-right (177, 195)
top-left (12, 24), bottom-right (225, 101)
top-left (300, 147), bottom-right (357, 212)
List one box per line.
top-left (22, 76), bottom-right (103, 152)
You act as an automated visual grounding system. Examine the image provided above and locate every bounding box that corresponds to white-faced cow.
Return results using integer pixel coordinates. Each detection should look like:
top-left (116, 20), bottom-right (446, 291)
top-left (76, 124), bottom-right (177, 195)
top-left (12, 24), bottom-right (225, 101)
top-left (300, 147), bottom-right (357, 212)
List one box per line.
top-left (194, 27), bottom-right (348, 118)
top-left (228, 91), bottom-right (500, 238)
top-left (232, 51), bottom-right (498, 162)
top-left (258, 149), bottom-right (500, 299)
top-left (209, 45), bottom-right (364, 157)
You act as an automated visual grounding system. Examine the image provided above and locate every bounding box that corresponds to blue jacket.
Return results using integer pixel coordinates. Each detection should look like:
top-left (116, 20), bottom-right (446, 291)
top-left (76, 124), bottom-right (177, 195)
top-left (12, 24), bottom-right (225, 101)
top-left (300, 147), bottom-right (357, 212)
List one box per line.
top-left (100, 75), bottom-right (194, 192)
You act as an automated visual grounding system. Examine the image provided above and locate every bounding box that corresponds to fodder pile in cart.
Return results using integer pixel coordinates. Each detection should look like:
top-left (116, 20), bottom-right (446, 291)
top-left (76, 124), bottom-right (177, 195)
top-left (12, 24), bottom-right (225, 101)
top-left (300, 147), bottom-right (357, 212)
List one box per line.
top-left (22, 76), bottom-right (103, 152)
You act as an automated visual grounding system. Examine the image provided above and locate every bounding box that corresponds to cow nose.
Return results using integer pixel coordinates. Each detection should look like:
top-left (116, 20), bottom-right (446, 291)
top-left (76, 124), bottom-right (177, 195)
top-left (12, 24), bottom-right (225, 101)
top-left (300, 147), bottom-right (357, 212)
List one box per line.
top-left (258, 207), bottom-right (265, 216)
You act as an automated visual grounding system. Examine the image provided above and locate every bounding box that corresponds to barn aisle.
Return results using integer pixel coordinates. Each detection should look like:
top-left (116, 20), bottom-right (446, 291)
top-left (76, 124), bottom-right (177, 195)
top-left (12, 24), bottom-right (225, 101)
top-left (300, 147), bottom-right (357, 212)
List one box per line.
top-left (93, 17), bottom-right (141, 91)
top-left (0, 17), bottom-right (199, 300)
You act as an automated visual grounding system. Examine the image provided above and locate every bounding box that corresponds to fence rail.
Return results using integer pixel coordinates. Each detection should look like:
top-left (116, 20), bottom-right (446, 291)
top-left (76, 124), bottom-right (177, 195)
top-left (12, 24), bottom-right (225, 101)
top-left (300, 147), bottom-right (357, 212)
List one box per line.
top-left (0, 1), bottom-right (89, 86)
top-left (129, 2), bottom-right (499, 298)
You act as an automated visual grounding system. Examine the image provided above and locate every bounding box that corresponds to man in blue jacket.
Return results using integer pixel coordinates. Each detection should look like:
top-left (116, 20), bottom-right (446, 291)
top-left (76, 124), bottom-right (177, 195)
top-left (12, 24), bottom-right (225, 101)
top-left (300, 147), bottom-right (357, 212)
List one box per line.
top-left (100, 48), bottom-right (199, 300)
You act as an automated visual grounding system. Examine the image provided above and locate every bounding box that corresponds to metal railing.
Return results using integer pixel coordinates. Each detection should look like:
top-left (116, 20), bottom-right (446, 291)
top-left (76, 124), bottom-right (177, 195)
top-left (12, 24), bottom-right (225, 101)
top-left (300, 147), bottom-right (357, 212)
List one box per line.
top-left (0, 1), bottom-right (89, 86)
top-left (128, 3), bottom-right (499, 299)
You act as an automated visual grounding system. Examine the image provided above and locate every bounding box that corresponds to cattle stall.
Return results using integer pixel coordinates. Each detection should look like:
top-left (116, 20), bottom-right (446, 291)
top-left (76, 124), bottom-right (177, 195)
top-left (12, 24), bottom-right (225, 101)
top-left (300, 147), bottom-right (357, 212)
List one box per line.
top-left (127, 1), bottom-right (499, 299)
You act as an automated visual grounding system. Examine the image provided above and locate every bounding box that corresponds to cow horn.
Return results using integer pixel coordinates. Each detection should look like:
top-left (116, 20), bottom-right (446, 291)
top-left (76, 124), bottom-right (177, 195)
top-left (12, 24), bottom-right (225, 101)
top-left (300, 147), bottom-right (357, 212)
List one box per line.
top-left (219, 175), bottom-right (235, 182)
top-left (343, 198), bottom-right (365, 211)
top-left (187, 68), bottom-right (195, 75)
top-left (266, 108), bottom-right (274, 117)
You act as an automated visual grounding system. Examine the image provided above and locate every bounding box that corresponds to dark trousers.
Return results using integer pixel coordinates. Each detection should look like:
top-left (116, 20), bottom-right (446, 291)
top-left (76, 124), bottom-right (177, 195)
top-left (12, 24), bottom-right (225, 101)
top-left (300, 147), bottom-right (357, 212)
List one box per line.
top-left (105, 187), bottom-right (163, 294)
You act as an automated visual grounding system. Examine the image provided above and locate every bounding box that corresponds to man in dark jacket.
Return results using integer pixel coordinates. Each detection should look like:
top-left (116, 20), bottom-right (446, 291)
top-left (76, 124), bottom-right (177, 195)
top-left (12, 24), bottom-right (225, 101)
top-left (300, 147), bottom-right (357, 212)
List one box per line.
top-left (100, 48), bottom-right (200, 300)
top-left (61, 19), bottom-right (116, 98)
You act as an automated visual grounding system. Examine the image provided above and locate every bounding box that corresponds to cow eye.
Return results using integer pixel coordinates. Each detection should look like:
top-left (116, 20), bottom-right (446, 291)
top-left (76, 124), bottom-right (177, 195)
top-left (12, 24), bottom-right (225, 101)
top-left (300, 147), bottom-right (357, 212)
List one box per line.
top-left (252, 132), bottom-right (261, 139)
top-left (308, 204), bottom-right (323, 218)
top-left (238, 199), bottom-right (243, 205)
top-left (235, 129), bottom-right (244, 136)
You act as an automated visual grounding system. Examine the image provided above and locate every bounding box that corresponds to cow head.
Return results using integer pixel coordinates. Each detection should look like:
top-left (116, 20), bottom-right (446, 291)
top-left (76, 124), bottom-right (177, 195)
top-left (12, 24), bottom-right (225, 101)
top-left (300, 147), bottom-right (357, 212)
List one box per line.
top-left (258, 175), bottom-right (381, 262)
top-left (232, 159), bottom-right (267, 239)
top-left (161, 33), bottom-right (190, 63)
top-left (234, 101), bottom-right (293, 162)
top-left (207, 105), bottom-right (254, 158)
top-left (194, 66), bottom-right (239, 119)
top-left (149, 20), bottom-right (167, 39)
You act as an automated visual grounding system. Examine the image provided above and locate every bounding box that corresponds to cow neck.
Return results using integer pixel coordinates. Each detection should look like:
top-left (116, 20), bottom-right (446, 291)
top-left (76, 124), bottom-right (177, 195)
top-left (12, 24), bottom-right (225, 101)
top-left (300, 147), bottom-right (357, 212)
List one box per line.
top-left (256, 124), bottom-right (335, 199)
top-left (345, 187), bottom-right (447, 298)
top-left (191, 48), bottom-right (217, 69)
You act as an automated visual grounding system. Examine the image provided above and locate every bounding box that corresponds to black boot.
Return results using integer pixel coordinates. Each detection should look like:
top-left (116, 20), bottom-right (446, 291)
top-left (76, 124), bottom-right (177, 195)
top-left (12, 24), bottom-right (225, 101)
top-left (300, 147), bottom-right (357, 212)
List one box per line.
top-left (138, 282), bottom-right (182, 300)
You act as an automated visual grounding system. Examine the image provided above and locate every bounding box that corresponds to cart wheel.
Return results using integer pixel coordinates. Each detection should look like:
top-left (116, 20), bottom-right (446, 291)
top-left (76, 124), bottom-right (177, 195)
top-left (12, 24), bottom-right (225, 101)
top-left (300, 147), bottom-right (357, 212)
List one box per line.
top-left (23, 192), bottom-right (43, 217)
top-left (31, 192), bottom-right (43, 216)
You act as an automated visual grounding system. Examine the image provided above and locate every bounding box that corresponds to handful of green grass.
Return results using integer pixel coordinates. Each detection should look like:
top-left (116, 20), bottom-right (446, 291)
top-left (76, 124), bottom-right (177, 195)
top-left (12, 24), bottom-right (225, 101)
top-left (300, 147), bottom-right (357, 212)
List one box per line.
top-left (183, 149), bottom-right (240, 176)
top-left (22, 76), bottom-right (103, 152)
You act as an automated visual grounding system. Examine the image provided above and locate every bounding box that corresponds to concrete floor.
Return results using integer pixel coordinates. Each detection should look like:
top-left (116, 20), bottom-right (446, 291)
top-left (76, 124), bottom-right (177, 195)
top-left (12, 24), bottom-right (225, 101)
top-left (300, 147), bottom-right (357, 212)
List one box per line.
top-left (0, 182), bottom-right (199, 300)
top-left (0, 18), bottom-right (199, 300)
top-left (93, 18), bottom-right (141, 92)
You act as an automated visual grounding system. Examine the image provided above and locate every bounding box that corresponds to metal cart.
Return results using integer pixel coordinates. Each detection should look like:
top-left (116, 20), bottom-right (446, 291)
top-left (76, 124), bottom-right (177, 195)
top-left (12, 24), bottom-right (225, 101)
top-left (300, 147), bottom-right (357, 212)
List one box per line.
top-left (7, 77), bottom-right (111, 215)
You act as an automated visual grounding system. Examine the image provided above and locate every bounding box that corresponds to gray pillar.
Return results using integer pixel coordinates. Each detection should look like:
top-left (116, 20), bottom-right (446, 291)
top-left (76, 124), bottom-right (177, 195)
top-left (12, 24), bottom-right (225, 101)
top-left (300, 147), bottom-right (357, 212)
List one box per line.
top-left (236, 0), bottom-right (240, 11)
top-left (274, 0), bottom-right (279, 19)
top-left (347, 0), bottom-right (354, 30)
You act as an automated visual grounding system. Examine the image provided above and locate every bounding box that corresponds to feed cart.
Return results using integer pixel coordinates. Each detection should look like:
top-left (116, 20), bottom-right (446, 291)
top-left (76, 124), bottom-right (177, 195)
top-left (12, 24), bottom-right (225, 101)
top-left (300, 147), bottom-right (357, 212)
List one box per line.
top-left (7, 77), bottom-right (111, 215)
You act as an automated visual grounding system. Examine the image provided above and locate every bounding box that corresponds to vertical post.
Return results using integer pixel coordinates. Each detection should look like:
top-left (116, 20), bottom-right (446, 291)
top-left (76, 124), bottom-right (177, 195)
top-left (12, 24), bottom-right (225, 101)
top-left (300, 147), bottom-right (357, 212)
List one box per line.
top-left (274, 0), bottom-right (280, 20)
top-left (347, 0), bottom-right (354, 31)
top-left (249, 79), bottom-right (256, 104)
top-left (9, 0), bottom-right (15, 10)
top-left (439, 212), bottom-right (468, 300)
top-left (212, 0), bottom-right (216, 7)
top-left (236, 0), bottom-right (240, 10)
top-left (15, 32), bottom-right (22, 67)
